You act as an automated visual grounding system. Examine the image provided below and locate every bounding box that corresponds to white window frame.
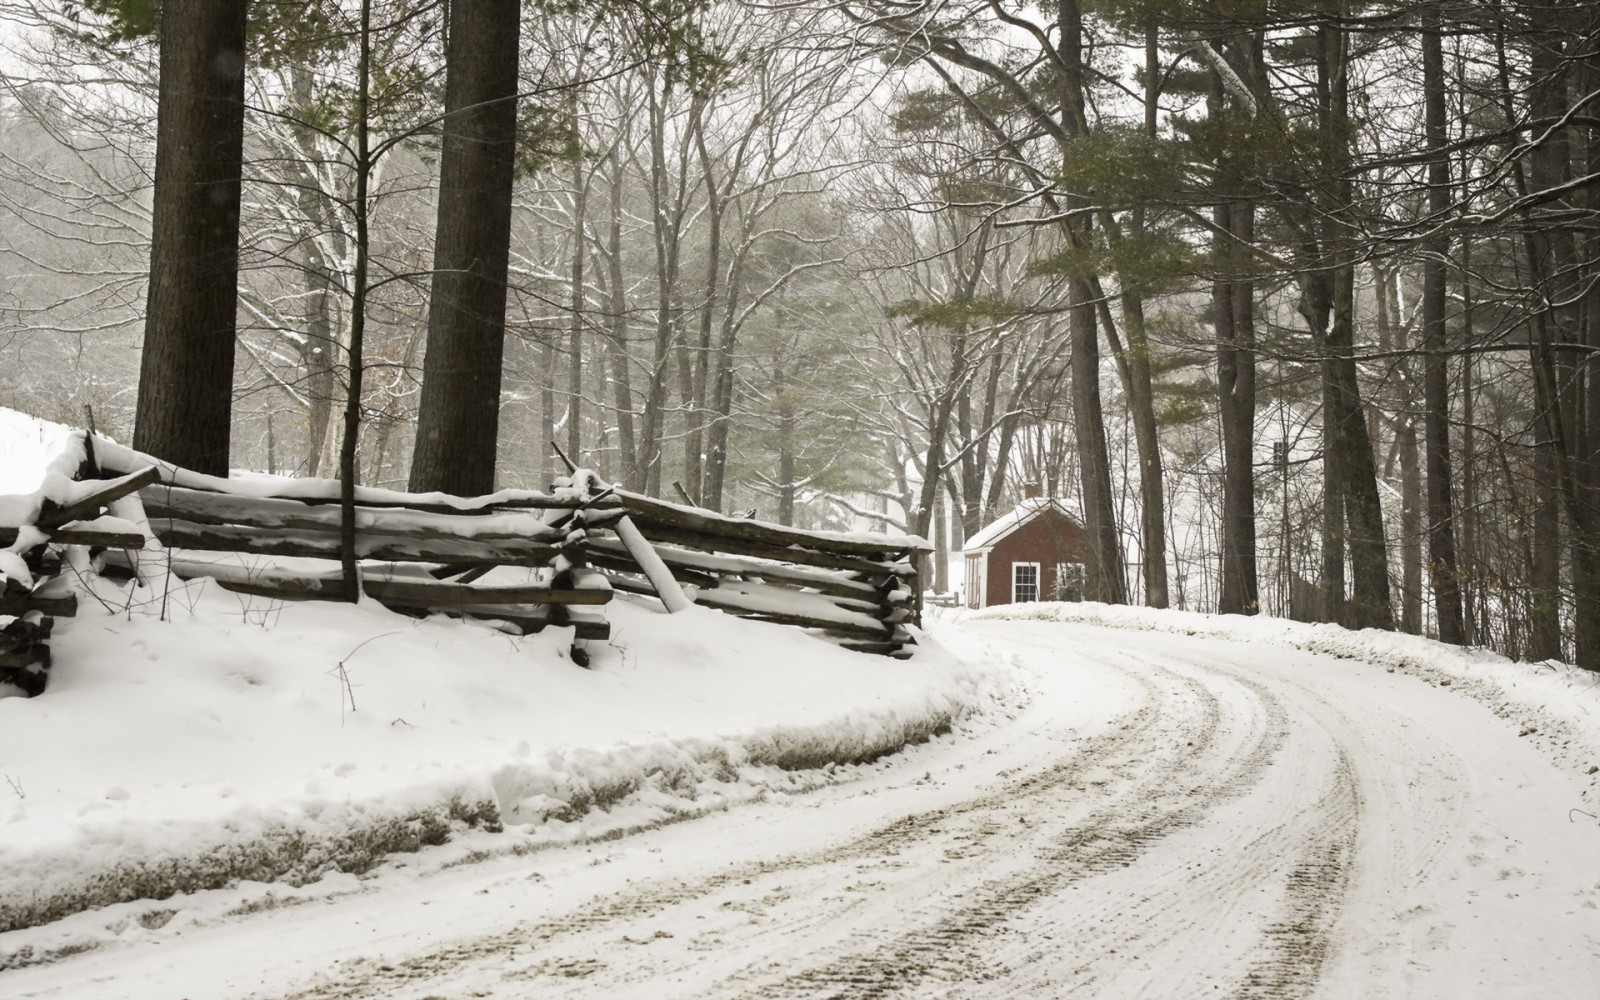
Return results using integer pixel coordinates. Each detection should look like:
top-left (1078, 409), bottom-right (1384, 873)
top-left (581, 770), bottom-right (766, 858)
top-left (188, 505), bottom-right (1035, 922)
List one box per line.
top-left (1012, 561), bottom-right (1040, 603)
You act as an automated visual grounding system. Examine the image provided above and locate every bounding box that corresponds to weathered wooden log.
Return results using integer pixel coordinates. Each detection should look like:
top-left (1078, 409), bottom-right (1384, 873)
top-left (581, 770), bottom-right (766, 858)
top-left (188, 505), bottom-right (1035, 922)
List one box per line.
top-left (50, 519), bottom-right (148, 549)
top-left (0, 615), bottom-right (51, 653)
top-left (386, 603), bottom-right (610, 641)
top-left (212, 573), bottom-right (610, 606)
top-left (835, 639), bottom-right (913, 657)
top-left (604, 492), bottom-right (930, 559)
top-left (141, 486), bottom-right (567, 544)
top-left (96, 445), bottom-right (584, 515)
top-left (0, 593), bottom-right (76, 618)
top-left (688, 582), bottom-right (892, 640)
top-left (610, 521), bottom-right (911, 578)
top-left (361, 577), bottom-right (612, 606)
top-left (584, 549), bottom-right (721, 591)
top-left (612, 514), bottom-right (693, 612)
top-left (585, 537), bottom-right (881, 600)
top-left (36, 466), bottom-right (160, 528)
top-left (0, 643), bottom-right (50, 696)
top-left (149, 518), bottom-right (573, 567)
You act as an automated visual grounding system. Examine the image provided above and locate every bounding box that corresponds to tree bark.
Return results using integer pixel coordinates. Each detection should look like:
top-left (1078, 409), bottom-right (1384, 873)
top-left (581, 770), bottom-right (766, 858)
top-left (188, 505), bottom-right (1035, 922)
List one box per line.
top-left (134, 0), bottom-right (248, 476)
top-left (1421, 6), bottom-right (1466, 644)
top-left (1212, 62), bottom-right (1258, 616)
top-left (1061, 0), bottom-right (1125, 604)
top-left (408, 0), bottom-right (521, 495)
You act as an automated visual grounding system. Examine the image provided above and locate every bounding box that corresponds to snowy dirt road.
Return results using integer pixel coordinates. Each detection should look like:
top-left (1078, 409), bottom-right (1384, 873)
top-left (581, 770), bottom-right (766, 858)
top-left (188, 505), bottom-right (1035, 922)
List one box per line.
top-left (9, 619), bottom-right (1599, 999)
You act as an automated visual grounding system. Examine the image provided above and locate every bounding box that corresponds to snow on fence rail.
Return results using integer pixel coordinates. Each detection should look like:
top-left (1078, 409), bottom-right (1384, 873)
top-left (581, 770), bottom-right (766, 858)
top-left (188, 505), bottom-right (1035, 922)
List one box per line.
top-left (584, 489), bottom-right (925, 656)
top-left (1, 429), bottom-right (928, 695)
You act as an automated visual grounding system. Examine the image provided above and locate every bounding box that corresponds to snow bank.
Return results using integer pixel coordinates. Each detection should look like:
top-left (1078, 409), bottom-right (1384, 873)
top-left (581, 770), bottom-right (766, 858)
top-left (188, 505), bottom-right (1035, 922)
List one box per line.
top-left (963, 601), bottom-right (1600, 806)
top-left (0, 569), bottom-right (1016, 950)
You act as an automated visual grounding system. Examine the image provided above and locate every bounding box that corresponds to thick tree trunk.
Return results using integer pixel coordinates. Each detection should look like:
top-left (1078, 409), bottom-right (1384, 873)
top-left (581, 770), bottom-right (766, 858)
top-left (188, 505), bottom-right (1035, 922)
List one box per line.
top-left (1060, 0), bottom-right (1125, 604)
top-left (1525, 36), bottom-right (1570, 662)
top-left (408, 0), bottom-right (520, 495)
top-left (1303, 275), bottom-right (1344, 624)
top-left (134, 0), bottom-right (248, 476)
top-left (1070, 270), bottom-right (1126, 604)
top-left (1578, 48), bottom-right (1600, 669)
top-left (1331, 264), bottom-right (1394, 631)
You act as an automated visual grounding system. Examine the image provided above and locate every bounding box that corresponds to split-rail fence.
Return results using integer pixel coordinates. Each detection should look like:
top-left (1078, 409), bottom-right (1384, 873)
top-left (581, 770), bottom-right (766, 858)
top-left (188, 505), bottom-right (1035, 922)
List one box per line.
top-left (0, 429), bottom-right (928, 696)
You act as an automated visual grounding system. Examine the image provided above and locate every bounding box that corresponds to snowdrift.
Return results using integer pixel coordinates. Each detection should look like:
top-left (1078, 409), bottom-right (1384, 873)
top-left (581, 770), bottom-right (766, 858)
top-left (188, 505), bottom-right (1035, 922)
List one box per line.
top-left (0, 574), bottom-right (1015, 947)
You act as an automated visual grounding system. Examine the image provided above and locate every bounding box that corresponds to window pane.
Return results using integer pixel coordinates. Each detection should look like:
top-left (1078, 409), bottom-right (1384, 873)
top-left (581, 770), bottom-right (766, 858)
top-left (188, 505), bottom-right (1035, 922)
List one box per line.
top-left (1013, 563), bottom-right (1038, 603)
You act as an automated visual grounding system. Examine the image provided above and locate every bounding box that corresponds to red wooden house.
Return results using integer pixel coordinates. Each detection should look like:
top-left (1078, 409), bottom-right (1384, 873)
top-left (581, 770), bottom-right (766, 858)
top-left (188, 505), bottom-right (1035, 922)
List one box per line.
top-left (962, 493), bottom-right (1093, 609)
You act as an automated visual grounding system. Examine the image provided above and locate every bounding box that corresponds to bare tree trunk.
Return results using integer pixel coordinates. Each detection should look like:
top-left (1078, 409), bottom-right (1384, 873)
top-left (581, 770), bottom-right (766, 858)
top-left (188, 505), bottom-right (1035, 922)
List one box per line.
top-left (683, 117), bottom-right (724, 503)
top-left (409, 0), bottom-right (520, 495)
top-left (1213, 72), bottom-right (1258, 617)
top-left (600, 152), bottom-right (638, 486)
top-left (1061, 0), bottom-right (1125, 604)
top-left (1578, 47), bottom-right (1600, 669)
top-left (1130, 19), bottom-right (1171, 610)
top-left (567, 127), bottom-right (587, 464)
top-left (134, 0), bottom-right (248, 476)
top-left (1421, 6), bottom-right (1466, 644)
top-left (636, 77), bottom-right (692, 498)
top-left (1525, 34), bottom-right (1570, 662)
top-left (775, 357), bottom-right (795, 526)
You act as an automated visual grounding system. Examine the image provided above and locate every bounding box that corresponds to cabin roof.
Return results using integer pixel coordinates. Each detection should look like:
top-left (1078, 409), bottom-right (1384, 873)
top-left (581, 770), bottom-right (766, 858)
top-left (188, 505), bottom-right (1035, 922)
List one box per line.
top-left (963, 497), bottom-right (1080, 552)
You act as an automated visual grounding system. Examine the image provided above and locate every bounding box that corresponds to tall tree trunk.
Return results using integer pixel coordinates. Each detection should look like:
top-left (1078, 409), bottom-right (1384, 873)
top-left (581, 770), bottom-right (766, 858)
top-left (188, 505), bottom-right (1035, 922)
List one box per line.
top-left (567, 129), bottom-right (587, 465)
top-left (1212, 65), bottom-right (1258, 617)
top-left (1306, 275), bottom-right (1344, 624)
top-left (600, 152), bottom-right (638, 487)
top-left (1397, 413), bottom-right (1423, 634)
top-left (1331, 264), bottom-right (1394, 630)
top-left (1525, 33), bottom-right (1570, 662)
top-left (1578, 46), bottom-right (1600, 669)
top-left (1421, 6), bottom-right (1466, 644)
top-left (408, 0), bottom-right (520, 495)
top-left (1060, 0), bottom-right (1125, 604)
top-left (134, 0), bottom-right (248, 476)
top-left (636, 77), bottom-right (691, 498)
top-left (1318, 14), bottom-right (1392, 631)
top-left (684, 120), bottom-right (724, 503)
top-left (1127, 18), bottom-right (1170, 609)
top-left (775, 357), bottom-right (795, 526)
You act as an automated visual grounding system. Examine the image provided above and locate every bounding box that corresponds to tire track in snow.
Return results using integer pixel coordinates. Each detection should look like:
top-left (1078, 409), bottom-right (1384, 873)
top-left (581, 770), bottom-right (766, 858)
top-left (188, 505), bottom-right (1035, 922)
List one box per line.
top-left (270, 662), bottom-right (1184, 999)
top-left (676, 650), bottom-right (1298, 1000)
top-left (263, 630), bottom-right (1385, 1000)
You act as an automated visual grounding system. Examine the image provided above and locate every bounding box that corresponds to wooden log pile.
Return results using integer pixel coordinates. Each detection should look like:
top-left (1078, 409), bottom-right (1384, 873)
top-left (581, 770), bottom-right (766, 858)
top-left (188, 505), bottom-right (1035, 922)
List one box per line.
top-left (1, 435), bottom-right (156, 696)
top-left (584, 489), bottom-right (929, 656)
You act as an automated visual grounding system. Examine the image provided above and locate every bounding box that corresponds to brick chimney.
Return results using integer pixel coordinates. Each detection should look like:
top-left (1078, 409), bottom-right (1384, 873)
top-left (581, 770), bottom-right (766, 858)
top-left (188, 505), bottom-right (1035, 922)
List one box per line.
top-left (1023, 482), bottom-right (1042, 499)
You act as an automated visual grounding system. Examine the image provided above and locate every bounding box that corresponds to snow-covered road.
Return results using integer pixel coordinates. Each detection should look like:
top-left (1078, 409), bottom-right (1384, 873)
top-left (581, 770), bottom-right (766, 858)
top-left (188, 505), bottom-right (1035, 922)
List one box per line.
top-left (9, 619), bottom-right (1599, 999)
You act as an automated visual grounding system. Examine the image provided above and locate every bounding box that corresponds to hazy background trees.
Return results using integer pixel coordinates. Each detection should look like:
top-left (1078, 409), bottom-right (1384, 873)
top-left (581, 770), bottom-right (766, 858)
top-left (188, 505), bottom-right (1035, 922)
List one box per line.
top-left (1, 0), bottom-right (1597, 669)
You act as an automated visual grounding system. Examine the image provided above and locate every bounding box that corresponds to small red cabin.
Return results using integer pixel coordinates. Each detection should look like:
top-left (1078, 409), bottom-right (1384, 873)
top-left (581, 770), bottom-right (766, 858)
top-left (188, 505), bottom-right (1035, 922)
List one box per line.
top-left (962, 496), bottom-right (1092, 609)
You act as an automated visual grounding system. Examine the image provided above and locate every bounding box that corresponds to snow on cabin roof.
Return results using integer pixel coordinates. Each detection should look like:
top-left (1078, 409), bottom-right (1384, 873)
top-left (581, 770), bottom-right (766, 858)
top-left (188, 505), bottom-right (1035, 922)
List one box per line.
top-left (963, 497), bottom-right (1079, 552)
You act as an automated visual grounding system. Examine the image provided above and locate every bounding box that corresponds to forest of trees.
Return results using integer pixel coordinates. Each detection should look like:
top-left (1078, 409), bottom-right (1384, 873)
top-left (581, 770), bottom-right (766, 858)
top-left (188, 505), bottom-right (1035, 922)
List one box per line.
top-left (0, 0), bottom-right (1596, 669)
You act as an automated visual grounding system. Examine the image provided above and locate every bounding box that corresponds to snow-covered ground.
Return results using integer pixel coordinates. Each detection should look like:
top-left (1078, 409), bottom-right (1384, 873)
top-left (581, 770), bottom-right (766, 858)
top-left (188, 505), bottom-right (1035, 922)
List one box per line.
top-left (4, 407), bottom-right (1599, 997)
